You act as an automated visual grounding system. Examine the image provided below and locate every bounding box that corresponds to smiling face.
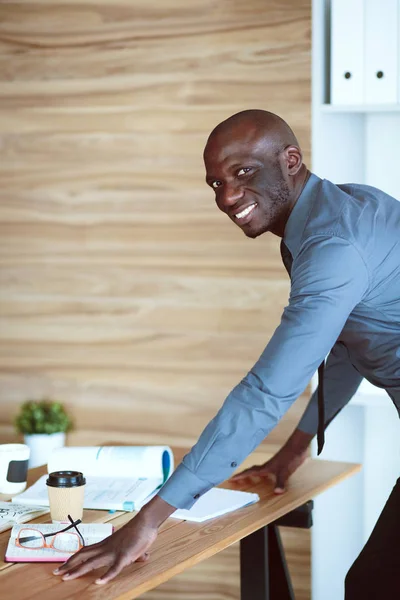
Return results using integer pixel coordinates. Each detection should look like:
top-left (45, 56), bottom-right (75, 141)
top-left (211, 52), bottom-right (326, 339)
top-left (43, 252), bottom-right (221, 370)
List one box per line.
top-left (203, 114), bottom-right (302, 239)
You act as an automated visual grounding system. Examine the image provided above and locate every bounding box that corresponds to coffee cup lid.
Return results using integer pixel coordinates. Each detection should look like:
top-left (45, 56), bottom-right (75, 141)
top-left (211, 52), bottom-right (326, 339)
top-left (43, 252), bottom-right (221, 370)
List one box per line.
top-left (46, 471), bottom-right (86, 488)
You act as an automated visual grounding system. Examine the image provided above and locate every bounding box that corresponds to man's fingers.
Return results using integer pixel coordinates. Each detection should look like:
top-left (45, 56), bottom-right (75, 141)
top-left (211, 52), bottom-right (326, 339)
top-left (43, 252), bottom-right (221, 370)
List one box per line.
top-left (54, 546), bottom-right (99, 575)
top-left (230, 472), bottom-right (247, 481)
top-left (231, 464), bottom-right (288, 494)
top-left (230, 465), bottom-right (261, 480)
top-left (136, 552), bottom-right (150, 563)
top-left (232, 463), bottom-right (289, 494)
top-left (58, 548), bottom-right (150, 584)
top-left (95, 560), bottom-right (126, 585)
top-left (274, 472), bottom-right (287, 494)
top-left (96, 550), bottom-right (150, 585)
top-left (61, 553), bottom-right (110, 581)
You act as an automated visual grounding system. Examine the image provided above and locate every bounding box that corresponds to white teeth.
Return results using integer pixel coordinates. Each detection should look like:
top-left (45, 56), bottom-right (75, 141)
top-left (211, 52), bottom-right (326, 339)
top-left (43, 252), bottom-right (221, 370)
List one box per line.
top-left (235, 203), bottom-right (256, 219)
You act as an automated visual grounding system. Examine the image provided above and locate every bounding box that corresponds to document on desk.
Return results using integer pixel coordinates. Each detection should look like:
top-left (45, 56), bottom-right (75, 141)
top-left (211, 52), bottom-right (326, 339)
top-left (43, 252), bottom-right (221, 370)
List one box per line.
top-left (12, 446), bottom-right (174, 512)
top-left (172, 487), bottom-right (260, 522)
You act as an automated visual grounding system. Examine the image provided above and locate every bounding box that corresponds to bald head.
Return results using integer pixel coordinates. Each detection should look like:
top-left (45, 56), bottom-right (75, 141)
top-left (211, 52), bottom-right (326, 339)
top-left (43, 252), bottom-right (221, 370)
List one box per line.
top-left (203, 110), bottom-right (308, 239)
top-left (205, 109), bottom-right (299, 161)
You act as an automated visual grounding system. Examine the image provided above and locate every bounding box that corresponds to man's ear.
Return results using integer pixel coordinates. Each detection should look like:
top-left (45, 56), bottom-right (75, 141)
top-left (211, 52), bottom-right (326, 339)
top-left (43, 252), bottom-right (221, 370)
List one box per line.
top-left (283, 145), bottom-right (303, 177)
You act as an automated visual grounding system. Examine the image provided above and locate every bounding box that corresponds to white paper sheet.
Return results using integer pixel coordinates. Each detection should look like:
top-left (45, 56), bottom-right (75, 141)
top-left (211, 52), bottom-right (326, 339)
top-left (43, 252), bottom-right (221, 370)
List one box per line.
top-left (172, 488), bottom-right (260, 522)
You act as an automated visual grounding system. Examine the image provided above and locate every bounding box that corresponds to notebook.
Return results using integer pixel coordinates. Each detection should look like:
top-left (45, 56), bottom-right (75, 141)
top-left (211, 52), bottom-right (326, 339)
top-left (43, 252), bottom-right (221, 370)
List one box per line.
top-left (0, 502), bottom-right (50, 534)
top-left (13, 445), bottom-right (174, 512)
top-left (172, 487), bottom-right (260, 522)
top-left (5, 522), bottom-right (113, 563)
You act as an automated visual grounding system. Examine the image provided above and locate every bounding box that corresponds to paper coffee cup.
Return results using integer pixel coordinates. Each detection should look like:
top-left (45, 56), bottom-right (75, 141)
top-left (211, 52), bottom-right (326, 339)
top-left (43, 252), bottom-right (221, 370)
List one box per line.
top-left (46, 471), bottom-right (86, 523)
top-left (0, 444), bottom-right (30, 495)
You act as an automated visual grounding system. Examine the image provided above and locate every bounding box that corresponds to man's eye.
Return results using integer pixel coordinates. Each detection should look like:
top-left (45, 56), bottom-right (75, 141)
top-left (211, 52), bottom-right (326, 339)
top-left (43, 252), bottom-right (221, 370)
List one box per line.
top-left (212, 181), bottom-right (222, 189)
top-left (237, 167), bottom-right (251, 176)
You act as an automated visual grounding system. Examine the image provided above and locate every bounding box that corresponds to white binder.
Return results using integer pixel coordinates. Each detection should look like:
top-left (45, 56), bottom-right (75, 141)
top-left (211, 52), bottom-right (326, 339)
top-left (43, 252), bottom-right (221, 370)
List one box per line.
top-left (331, 0), bottom-right (364, 105)
top-left (364, 0), bottom-right (398, 104)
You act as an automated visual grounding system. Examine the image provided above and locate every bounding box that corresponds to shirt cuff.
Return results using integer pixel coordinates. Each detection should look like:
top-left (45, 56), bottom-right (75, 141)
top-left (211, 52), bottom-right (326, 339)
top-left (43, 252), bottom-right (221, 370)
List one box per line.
top-left (157, 462), bottom-right (214, 510)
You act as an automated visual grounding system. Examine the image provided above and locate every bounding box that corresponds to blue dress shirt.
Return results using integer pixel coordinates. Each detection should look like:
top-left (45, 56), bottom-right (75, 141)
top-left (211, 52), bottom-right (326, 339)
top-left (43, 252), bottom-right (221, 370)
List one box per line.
top-left (159, 173), bottom-right (400, 510)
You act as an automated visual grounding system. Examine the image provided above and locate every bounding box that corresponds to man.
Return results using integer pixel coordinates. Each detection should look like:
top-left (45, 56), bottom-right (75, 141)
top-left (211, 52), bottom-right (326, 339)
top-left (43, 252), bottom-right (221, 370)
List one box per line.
top-left (55, 110), bottom-right (400, 598)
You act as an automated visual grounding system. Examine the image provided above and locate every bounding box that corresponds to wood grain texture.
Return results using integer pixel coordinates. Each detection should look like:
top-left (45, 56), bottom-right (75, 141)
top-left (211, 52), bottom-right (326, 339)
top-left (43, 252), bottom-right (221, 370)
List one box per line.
top-left (0, 0), bottom-right (311, 597)
top-left (0, 455), bottom-right (359, 600)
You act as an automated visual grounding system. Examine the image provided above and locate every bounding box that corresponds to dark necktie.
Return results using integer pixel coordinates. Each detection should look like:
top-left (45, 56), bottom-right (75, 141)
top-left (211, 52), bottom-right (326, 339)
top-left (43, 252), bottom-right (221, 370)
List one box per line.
top-left (280, 240), bottom-right (325, 455)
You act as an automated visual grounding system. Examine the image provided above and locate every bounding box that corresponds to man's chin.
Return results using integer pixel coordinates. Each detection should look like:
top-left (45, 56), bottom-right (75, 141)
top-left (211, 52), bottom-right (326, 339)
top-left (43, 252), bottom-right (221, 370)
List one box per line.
top-left (241, 222), bottom-right (267, 239)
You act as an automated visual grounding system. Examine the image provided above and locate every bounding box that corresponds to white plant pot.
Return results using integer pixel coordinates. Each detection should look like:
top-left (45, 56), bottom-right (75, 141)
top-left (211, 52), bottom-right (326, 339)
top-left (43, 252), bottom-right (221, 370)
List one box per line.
top-left (23, 432), bottom-right (66, 469)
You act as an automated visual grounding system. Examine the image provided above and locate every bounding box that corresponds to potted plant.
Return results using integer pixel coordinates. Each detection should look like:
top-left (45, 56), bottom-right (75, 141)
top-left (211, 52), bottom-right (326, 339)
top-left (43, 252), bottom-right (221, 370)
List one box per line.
top-left (15, 400), bottom-right (73, 468)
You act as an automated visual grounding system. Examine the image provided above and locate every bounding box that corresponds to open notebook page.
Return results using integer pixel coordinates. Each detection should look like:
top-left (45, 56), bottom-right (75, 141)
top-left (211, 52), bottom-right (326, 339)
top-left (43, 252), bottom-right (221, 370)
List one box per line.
top-left (12, 473), bottom-right (160, 511)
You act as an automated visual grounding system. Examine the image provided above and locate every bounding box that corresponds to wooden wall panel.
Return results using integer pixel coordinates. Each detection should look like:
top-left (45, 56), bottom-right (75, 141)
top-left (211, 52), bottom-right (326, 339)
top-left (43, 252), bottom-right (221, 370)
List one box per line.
top-left (0, 1), bottom-right (311, 597)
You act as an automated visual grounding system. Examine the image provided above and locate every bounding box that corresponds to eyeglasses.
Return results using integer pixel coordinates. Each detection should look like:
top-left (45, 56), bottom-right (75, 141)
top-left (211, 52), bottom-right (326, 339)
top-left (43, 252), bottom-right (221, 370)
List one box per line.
top-left (16, 514), bottom-right (85, 554)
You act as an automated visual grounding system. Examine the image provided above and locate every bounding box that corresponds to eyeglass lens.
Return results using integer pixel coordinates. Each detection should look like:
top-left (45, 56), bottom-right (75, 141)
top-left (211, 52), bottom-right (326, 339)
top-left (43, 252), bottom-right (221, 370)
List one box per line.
top-left (18, 530), bottom-right (43, 548)
top-left (52, 533), bottom-right (80, 552)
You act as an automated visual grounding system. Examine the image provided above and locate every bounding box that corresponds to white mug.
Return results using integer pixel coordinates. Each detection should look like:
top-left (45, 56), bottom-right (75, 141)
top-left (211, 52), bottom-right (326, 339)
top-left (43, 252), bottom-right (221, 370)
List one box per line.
top-left (0, 444), bottom-right (30, 495)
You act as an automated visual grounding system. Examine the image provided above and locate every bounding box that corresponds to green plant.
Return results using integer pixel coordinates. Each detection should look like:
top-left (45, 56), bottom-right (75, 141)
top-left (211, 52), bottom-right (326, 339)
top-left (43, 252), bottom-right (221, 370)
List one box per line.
top-left (15, 400), bottom-right (73, 435)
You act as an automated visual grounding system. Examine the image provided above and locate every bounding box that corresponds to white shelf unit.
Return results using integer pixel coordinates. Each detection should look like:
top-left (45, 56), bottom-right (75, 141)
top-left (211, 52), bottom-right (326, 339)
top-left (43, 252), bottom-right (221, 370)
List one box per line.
top-left (310, 2), bottom-right (400, 600)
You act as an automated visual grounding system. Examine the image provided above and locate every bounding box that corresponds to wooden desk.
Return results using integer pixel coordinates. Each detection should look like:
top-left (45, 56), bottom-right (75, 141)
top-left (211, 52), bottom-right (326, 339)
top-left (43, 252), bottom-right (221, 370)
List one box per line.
top-left (0, 450), bottom-right (360, 600)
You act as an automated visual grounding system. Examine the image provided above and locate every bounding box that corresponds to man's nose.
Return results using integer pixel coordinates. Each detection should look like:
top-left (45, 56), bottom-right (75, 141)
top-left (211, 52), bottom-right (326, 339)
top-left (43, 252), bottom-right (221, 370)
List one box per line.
top-left (220, 183), bottom-right (244, 208)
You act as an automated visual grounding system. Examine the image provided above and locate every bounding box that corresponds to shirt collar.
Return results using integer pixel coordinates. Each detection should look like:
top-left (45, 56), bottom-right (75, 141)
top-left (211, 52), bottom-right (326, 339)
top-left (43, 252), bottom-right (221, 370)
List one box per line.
top-left (282, 172), bottom-right (322, 258)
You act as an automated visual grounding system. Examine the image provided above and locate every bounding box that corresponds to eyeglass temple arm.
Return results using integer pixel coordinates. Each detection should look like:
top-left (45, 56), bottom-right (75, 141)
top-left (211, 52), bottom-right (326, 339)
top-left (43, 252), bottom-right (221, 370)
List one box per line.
top-left (42, 518), bottom-right (82, 539)
top-left (68, 514), bottom-right (85, 547)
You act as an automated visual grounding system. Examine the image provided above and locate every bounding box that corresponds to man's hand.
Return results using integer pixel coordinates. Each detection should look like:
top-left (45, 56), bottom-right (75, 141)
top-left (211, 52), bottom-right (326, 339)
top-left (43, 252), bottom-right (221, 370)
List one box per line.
top-left (54, 495), bottom-right (175, 585)
top-left (230, 429), bottom-right (312, 493)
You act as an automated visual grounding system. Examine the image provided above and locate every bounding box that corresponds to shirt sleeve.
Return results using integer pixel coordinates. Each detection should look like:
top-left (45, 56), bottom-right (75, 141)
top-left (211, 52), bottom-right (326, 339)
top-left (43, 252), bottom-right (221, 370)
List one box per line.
top-left (298, 341), bottom-right (363, 434)
top-left (158, 235), bottom-right (369, 509)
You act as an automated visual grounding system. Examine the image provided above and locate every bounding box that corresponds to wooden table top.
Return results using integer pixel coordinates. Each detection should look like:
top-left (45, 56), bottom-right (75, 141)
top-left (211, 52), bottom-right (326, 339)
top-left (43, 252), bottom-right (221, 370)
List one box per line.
top-left (0, 448), bottom-right (360, 600)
